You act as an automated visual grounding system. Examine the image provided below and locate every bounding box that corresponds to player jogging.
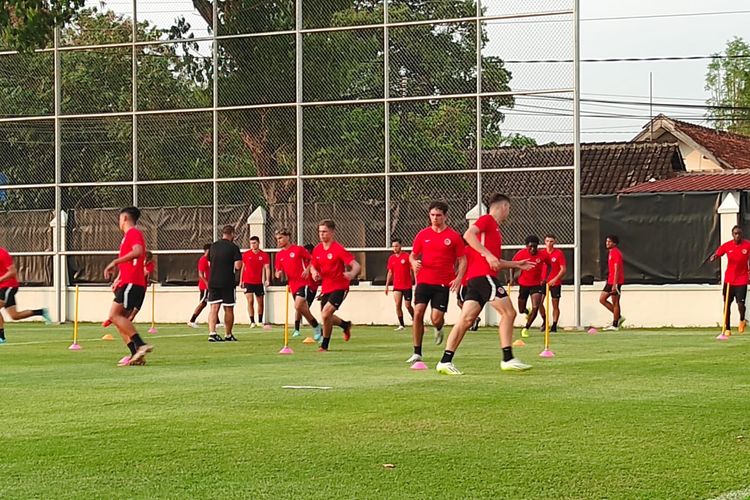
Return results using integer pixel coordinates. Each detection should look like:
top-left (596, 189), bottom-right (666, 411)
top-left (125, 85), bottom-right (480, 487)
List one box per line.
top-left (240, 236), bottom-right (270, 328)
top-left (541, 234), bottom-right (566, 332)
top-left (188, 243), bottom-right (211, 328)
top-left (407, 201), bottom-right (466, 364)
top-left (0, 247), bottom-right (51, 344)
top-left (511, 235), bottom-right (550, 338)
top-left (710, 225), bottom-right (750, 334)
top-left (384, 238), bottom-right (414, 331)
top-left (599, 234), bottom-right (625, 331)
top-left (436, 193), bottom-right (535, 375)
top-left (310, 219), bottom-right (360, 351)
top-left (274, 229), bottom-right (323, 340)
top-left (103, 207), bottom-right (153, 366)
top-left (207, 225), bottom-right (242, 342)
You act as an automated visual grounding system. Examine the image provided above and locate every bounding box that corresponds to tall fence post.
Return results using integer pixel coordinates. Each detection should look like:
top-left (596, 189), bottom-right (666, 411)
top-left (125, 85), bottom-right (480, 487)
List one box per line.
top-left (718, 191), bottom-right (740, 281)
top-left (50, 210), bottom-right (68, 323)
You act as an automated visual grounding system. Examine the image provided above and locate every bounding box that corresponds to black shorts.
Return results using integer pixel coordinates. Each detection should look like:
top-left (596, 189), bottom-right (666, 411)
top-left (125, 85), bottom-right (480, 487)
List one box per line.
top-left (393, 288), bottom-right (413, 302)
top-left (320, 289), bottom-right (348, 310)
top-left (294, 285), bottom-right (317, 307)
top-left (724, 284), bottom-right (747, 304)
top-left (114, 284), bottom-right (146, 312)
top-left (0, 287), bottom-right (19, 308)
top-left (458, 285), bottom-right (468, 304)
top-left (518, 285), bottom-right (544, 301)
top-left (603, 284), bottom-right (622, 296)
top-left (414, 283), bottom-right (450, 313)
top-left (244, 284), bottom-right (265, 296)
top-left (198, 289), bottom-right (209, 303)
top-left (549, 285), bottom-right (562, 299)
top-left (464, 276), bottom-right (508, 307)
top-left (208, 287), bottom-right (236, 306)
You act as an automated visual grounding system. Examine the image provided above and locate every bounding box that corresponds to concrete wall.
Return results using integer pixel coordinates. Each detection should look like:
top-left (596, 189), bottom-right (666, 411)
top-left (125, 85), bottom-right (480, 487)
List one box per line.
top-left (5, 284), bottom-right (729, 329)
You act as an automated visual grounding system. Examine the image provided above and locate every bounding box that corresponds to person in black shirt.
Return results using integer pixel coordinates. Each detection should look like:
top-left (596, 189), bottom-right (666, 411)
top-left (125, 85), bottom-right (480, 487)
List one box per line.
top-left (207, 225), bottom-right (242, 342)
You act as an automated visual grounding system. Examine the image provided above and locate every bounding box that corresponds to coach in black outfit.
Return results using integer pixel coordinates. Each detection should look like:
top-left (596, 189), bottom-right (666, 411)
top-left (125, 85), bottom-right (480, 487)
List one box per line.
top-left (207, 225), bottom-right (243, 342)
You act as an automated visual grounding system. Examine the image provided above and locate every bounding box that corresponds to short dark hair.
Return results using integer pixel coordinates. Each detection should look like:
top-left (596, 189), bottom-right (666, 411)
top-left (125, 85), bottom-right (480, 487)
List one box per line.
top-left (428, 201), bottom-right (449, 214)
top-left (544, 233), bottom-right (557, 240)
top-left (391, 238), bottom-right (402, 245)
top-left (487, 193), bottom-right (510, 206)
top-left (318, 219), bottom-right (336, 230)
top-left (250, 236), bottom-right (260, 243)
top-left (222, 225), bottom-right (235, 236)
top-left (203, 243), bottom-right (211, 251)
top-left (120, 206), bottom-right (141, 223)
top-left (304, 243), bottom-right (314, 253)
top-left (525, 235), bottom-right (540, 246)
top-left (274, 228), bottom-right (291, 237)
top-left (606, 234), bottom-right (619, 245)
top-left (732, 225), bottom-right (742, 232)
top-left (145, 251), bottom-right (153, 260)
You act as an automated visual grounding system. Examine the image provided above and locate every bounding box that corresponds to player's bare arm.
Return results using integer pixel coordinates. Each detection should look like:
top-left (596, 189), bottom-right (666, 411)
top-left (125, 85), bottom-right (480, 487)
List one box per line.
top-left (104, 244), bottom-right (143, 278)
top-left (343, 260), bottom-right (361, 281)
top-left (409, 252), bottom-right (421, 274)
top-left (449, 255), bottom-right (467, 293)
top-left (384, 269), bottom-right (392, 294)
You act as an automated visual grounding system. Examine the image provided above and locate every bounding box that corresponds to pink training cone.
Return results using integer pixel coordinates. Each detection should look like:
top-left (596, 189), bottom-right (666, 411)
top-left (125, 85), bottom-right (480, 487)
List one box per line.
top-left (147, 327), bottom-right (158, 334)
top-left (587, 327), bottom-right (598, 335)
top-left (68, 343), bottom-right (82, 350)
top-left (539, 349), bottom-right (555, 358)
top-left (279, 345), bottom-right (294, 355)
top-left (410, 361), bottom-right (428, 370)
top-left (715, 333), bottom-right (730, 341)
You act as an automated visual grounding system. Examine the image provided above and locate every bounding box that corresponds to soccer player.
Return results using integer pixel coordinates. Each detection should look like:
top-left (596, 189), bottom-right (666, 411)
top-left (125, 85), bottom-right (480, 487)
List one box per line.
top-left (541, 234), bottom-right (566, 332)
top-left (0, 247), bottom-right (51, 344)
top-left (407, 201), bottom-right (466, 364)
top-left (240, 236), bottom-right (270, 328)
top-left (187, 243), bottom-right (211, 328)
top-left (125, 250), bottom-right (155, 323)
top-left (384, 238), bottom-right (414, 331)
top-left (456, 238), bottom-right (480, 332)
top-left (599, 234), bottom-right (625, 331)
top-left (709, 225), bottom-right (750, 334)
top-left (103, 207), bottom-right (153, 366)
top-left (436, 193), bottom-right (535, 375)
top-left (274, 229), bottom-right (322, 340)
top-left (207, 225), bottom-right (242, 342)
top-left (511, 235), bottom-right (550, 338)
top-left (309, 219), bottom-right (360, 351)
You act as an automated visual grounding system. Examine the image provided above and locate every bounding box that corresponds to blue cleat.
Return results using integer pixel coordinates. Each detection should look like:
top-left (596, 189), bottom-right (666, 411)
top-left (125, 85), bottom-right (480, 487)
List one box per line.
top-left (313, 324), bottom-right (323, 342)
top-left (41, 308), bottom-right (52, 325)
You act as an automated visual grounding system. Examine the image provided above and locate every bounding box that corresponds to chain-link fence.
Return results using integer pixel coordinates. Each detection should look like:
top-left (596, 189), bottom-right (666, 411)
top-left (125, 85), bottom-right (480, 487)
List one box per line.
top-left (0, 0), bottom-right (577, 295)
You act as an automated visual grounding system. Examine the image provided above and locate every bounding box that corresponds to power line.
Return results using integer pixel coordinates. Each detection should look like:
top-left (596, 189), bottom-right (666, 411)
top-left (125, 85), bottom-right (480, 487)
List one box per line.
top-left (505, 54), bottom-right (750, 64)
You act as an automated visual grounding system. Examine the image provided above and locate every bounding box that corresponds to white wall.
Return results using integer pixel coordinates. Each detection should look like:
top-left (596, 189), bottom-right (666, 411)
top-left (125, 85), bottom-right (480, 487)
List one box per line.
top-left (4, 284), bottom-right (731, 329)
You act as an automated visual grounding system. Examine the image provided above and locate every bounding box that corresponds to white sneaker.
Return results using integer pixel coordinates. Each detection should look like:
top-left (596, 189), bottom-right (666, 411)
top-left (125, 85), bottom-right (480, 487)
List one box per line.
top-left (249, 323), bottom-right (257, 328)
top-left (217, 323), bottom-right (224, 329)
top-left (603, 325), bottom-right (618, 331)
top-left (436, 362), bottom-right (463, 375)
top-left (406, 353), bottom-right (423, 363)
top-left (394, 325), bottom-right (405, 331)
top-left (500, 358), bottom-right (532, 371)
top-left (292, 329), bottom-right (301, 338)
top-left (187, 321), bottom-right (199, 329)
top-left (434, 328), bottom-right (443, 345)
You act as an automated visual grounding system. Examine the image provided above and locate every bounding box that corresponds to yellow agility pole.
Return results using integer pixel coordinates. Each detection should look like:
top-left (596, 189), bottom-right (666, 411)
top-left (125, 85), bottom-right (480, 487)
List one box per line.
top-left (69, 285), bottom-right (81, 350)
top-left (716, 281), bottom-right (732, 340)
top-left (539, 283), bottom-right (554, 357)
top-left (279, 286), bottom-right (293, 354)
top-left (147, 283), bottom-right (157, 334)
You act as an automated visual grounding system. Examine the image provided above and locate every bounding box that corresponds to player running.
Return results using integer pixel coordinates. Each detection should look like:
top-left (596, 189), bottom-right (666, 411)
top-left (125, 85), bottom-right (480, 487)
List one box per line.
top-left (0, 247), bottom-right (51, 344)
top-left (436, 193), bottom-right (535, 375)
top-left (274, 229), bottom-right (322, 340)
top-left (710, 225), bottom-right (750, 334)
top-left (188, 243), bottom-right (211, 328)
top-left (240, 236), bottom-right (270, 328)
top-left (511, 235), bottom-right (551, 338)
top-left (384, 238), bottom-right (414, 331)
top-left (599, 235), bottom-right (625, 331)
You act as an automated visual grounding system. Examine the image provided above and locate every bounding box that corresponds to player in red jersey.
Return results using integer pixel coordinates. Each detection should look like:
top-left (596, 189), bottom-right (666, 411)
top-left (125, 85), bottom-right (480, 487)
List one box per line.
top-left (274, 229), bottom-right (322, 340)
top-left (103, 207), bottom-right (153, 366)
top-left (124, 250), bottom-right (155, 323)
top-left (384, 238), bottom-right (414, 331)
top-left (407, 201), bottom-right (466, 364)
top-left (710, 225), bottom-right (750, 334)
top-left (188, 243), bottom-right (212, 328)
top-left (241, 236), bottom-right (271, 328)
top-left (310, 219), bottom-right (361, 351)
top-left (599, 234), bottom-right (625, 331)
top-left (456, 238), bottom-right (480, 332)
top-left (511, 235), bottom-right (551, 338)
top-left (436, 193), bottom-right (535, 375)
top-left (540, 234), bottom-right (566, 332)
top-left (0, 247), bottom-right (51, 344)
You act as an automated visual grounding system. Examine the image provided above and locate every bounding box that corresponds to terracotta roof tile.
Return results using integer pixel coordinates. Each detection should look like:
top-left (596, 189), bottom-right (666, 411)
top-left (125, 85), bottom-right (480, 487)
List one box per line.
top-left (621, 171), bottom-right (750, 193)
top-left (656, 116), bottom-right (750, 170)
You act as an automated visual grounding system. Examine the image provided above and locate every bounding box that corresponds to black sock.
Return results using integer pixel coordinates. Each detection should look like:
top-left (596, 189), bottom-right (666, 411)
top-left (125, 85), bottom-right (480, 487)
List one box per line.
top-left (440, 350), bottom-right (455, 363)
top-left (340, 321), bottom-right (351, 331)
top-left (294, 320), bottom-right (301, 331)
top-left (258, 312), bottom-right (263, 323)
top-left (552, 322), bottom-right (557, 329)
top-left (414, 345), bottom-right (422, 356)
top-left (321, 337), bottom-right (330, 349)
top-left (190, 314), bottom-right (198, 322)
top-left (0, 328), bottom-right (5, 340)
top-left (131, 333), bottom-right (146, 348)
top-left (310, 318), bottom-right (318, 328)
top-left (127, 341), bottom-right (137, 355)
top-left (613, 319), bottom-right (618, 327)
top-left (502, 346), bottom-right (513, 362)
top-left (32, 309), bottom-right (44, 316)
top-left (398, 316), bottom-right (404, 327)
top-left (251, 315), bottom-right (256, 324)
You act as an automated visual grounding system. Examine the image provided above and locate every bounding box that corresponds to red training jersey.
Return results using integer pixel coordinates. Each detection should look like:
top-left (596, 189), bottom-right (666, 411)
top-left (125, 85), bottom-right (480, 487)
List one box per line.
top-left (716, 240), bottom-right (750, 286)
top-left (312, 241), bottom-right (355, 294)
top-left (387, 252), bottom-right (413, 290)
top-left (197, 255), bottom-right (210, 291)
top-left (607, 247), bottom-right (625, 285)
top-left (543, 248), bottom-right (566, 286)
top-left (241, 249), bottom-right (270, 285)
top-left (118, 227), bottom-right (147, 287)
top-left (464, 214), bottom-right (502, 281)
top-left (411, 226), bottom-right (465, 286)
top-left (0, 247), bottom-right (19, 288)
top-left (276, 245), bottom-right (316, 293)
top-left (513, 248), bottom-right (550, 287)
top-left (144, 261), bottom-right (155, 278)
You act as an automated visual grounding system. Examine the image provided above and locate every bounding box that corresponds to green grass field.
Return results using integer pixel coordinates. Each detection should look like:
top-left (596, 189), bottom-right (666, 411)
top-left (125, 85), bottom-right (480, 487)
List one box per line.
top-left (1, 322), bottom-right (749, 499)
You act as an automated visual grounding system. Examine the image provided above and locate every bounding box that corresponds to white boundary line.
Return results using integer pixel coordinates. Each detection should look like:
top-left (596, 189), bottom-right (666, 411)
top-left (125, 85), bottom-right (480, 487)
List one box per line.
top-left (0, 332), bottom-right (208, 347)
top-left (708, 487), bottom-right (750, 500)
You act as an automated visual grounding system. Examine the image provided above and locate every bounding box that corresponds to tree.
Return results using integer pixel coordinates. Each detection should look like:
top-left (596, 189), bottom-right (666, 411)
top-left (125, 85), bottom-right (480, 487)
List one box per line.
top-left (1, 0), bottom-right (84, 51)
top-left (706, 37), bottom-right (750, 136)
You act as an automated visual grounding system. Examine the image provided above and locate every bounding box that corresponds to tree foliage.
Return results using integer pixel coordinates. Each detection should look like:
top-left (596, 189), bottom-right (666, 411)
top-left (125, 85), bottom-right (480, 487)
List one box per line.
top-left (0, 0), bottom-right (84, 51)
top-left (706, 37), bottom-right (750, 136)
